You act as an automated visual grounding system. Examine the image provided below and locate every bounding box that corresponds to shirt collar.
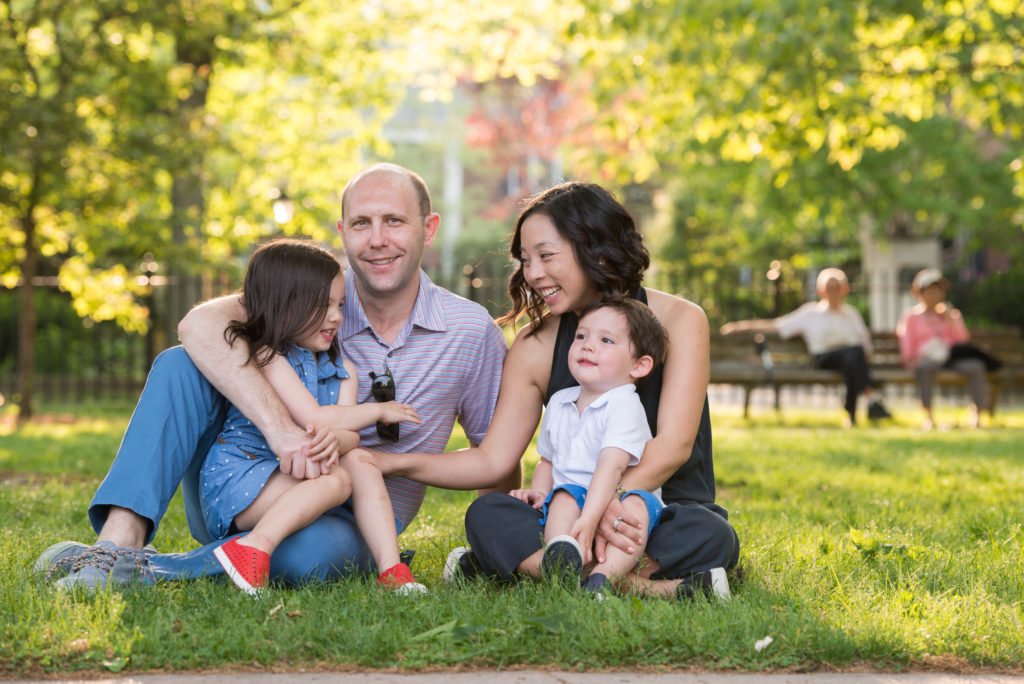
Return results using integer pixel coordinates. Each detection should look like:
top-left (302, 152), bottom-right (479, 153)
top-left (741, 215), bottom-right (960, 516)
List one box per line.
top-left (554, 383), bottom-right (637, 410)
top-left (340, 269), bottom-right (447, 342)
top-left (284, 344), bottom-right (348, 381)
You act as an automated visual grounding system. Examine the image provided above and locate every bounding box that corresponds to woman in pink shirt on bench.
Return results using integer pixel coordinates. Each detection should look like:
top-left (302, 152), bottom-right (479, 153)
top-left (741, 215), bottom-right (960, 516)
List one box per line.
top-left (897, 268), bottom-right (990, 430)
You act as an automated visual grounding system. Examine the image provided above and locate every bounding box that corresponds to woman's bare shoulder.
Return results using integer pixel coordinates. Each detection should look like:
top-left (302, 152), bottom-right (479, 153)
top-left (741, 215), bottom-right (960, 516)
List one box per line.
top-left (644, 287), bottom-right (709, 333)
top-left (506, 315), bottom-right (560, 387)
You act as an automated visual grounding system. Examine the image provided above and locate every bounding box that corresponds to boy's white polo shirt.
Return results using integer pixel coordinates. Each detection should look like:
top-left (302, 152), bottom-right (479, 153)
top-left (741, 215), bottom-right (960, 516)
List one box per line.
top-left (538, 383), bottom-right (653, 492)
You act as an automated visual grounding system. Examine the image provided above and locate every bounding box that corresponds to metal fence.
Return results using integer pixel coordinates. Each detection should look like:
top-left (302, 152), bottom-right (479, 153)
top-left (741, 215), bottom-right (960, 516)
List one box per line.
top-left (2, 263), bottom-right (1020, 407)
top-left (0, 274), bottom-right (207, 407)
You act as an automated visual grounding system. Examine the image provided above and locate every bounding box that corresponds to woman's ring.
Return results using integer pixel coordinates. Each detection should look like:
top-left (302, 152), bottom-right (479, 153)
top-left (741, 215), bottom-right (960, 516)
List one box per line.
top-left (613, 516), bottom-right (622, 531)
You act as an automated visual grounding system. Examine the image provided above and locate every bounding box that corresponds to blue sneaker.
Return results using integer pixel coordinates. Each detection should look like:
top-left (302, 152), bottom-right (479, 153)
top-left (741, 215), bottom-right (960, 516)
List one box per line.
top-left (53, 541), bottom-right (154, 592)
top-left (34, 541), bottom-right (90, 580)
top-left (35, 540), bottom-right (157, 582)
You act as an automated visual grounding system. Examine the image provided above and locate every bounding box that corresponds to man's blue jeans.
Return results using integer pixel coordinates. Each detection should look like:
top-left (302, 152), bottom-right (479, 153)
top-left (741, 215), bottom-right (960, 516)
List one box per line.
top-left (88, 346), bottom-right (376, 585)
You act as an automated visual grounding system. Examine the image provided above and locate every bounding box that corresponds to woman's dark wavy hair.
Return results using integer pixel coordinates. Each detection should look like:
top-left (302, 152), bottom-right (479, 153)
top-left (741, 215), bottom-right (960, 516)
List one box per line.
top-left (498, 182), bottom-right (650, 334)
top-left (226, 239), bottom-right (342, 367)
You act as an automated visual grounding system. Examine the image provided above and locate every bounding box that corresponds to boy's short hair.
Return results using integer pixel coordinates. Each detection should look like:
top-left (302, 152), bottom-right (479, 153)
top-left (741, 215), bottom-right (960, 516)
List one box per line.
top-left (815, 267), bottom-right (848, 293)
top-left (578, 296), bottom-right (668, 369)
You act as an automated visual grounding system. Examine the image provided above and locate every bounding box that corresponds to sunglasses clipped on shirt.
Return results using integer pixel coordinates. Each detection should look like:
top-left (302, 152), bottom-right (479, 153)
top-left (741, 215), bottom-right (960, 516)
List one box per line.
top-left (369, 370), bottom-right (399, 442)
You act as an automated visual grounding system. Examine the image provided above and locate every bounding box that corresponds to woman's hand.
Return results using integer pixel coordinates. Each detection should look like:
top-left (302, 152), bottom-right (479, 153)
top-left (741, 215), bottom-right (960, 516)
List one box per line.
top-left (593, 497), bottom-right (644, 563)
top-left (509, 489), bottom-right (546, 509)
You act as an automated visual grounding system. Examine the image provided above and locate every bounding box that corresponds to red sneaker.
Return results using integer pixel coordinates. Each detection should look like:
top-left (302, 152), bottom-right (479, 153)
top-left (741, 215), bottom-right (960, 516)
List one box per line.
top-left (376, 562), bottom-right (427, 595)
top-left (214, 537), bottom-right (269, 597)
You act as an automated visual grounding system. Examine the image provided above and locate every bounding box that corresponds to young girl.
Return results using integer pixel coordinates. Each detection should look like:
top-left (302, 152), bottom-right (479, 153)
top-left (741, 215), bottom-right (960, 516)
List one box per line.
top-left (200, 239), bottom-right (424, 596)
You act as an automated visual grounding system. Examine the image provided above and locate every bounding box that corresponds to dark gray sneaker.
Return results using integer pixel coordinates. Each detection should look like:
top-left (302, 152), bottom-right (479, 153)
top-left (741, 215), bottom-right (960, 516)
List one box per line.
top-left (867, 399), bottom-right (893, 420)
top-left (581, 572), bottom-right (610, 601)
top-left (54, 541), bottom-right (154, 592)
top-left (540, 534), bottom-right (583, 585)
top-left (675, 566), bottom-right (731, 600)
top-left (442, 546), bottom-right (481, 583)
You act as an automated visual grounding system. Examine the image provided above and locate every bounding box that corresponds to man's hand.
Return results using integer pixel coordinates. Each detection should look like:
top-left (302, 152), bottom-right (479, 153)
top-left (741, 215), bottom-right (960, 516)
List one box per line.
top-left (268, 424), bottom-right (320, 479)
top-left (509, 489), bottom-right (547, 509)
top-left (593, 497), bottom-right (644, 563)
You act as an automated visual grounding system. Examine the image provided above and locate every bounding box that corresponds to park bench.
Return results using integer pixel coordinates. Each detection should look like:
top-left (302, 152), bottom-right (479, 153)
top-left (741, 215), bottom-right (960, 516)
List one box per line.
top-left (709, 329), bottom-right (1024, 417)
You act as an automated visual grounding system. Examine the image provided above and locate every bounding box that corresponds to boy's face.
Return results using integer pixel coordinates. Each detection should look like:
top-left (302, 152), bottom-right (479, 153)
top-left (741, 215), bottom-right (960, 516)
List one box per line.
top-left (569, 306), bottom-right (651, 394)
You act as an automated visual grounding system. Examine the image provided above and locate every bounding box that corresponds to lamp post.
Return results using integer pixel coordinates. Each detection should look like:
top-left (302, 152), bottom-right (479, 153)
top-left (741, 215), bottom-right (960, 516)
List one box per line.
top-left (272, 189), bottom-right (295, 226)
top-left (767, 260), bottom-right (782, 317)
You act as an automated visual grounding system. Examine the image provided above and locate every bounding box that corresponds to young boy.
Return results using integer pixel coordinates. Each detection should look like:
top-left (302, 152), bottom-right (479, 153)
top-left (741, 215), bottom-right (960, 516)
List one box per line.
top-left (509, 297), bottom-right (671, 598)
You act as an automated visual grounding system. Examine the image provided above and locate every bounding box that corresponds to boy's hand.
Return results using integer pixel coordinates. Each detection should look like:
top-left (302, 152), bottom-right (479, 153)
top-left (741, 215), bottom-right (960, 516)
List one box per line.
top-left (593, 497), bottom-right (644, 563)
top-left (378, 401), bottom-right (421, 426)
top-left (509, 489), bottom-right (547, 509)
top-left (570, 517), bottom-right (598, 565)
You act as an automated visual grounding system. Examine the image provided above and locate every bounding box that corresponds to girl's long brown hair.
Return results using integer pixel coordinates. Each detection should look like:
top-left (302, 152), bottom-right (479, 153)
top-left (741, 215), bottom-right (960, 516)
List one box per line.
top-left (226, 239), bottom-right (342, 367)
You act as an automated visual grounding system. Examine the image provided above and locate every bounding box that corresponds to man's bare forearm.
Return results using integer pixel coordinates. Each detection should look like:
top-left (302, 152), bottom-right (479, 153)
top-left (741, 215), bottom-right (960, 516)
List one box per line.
top-left (178, 296), bottom-right (300, 445)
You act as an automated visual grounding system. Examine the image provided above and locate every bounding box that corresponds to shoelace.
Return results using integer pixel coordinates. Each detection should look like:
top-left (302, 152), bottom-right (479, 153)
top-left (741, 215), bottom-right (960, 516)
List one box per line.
top-left (47, 546), bottom-right (145, 582)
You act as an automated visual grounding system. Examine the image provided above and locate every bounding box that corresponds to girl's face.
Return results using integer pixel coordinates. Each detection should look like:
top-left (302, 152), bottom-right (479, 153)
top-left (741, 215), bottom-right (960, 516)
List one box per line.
top-left (297, 273), bottom-right (345, 352)
top-left (518, 212), bottom-right (601, 316)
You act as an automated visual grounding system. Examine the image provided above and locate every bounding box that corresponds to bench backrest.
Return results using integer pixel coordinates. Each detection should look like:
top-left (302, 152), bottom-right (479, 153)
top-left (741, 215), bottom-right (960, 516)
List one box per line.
top-left (711, 329), bottom-right (1024, 369)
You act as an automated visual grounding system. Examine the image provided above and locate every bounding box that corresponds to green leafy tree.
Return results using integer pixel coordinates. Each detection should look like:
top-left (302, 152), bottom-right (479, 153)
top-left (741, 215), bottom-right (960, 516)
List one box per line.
top-left (564, 0), bottom-right (1023, 283)
top-left (1, 0), bottom-right (415, 421)
top-left (1, 0), bottom-right (170, 421)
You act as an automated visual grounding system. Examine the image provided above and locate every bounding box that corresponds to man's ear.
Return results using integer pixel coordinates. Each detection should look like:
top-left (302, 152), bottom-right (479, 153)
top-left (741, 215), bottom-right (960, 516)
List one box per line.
top-left (630, 354), bottom-right (654, 380)
top-left (423, 212), bottom-right (440, 247)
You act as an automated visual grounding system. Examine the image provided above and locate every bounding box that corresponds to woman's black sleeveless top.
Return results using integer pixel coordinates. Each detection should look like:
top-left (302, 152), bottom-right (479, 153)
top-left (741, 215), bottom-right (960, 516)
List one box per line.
top-left (543, 288), bottom-right (717, 505)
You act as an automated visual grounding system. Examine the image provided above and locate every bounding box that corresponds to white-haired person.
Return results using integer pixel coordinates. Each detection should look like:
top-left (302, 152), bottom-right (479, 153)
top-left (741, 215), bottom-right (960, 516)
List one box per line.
top-left (720, 267), bottom-right (891, 427)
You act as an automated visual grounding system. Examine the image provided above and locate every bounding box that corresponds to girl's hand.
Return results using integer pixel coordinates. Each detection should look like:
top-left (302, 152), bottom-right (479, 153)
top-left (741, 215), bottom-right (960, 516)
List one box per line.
top-left (593, 497), bottom-right (644, 563)
top-left (305, 424), bottom-right (340, 472)
top-left (509, 489), bottom-right (547, 509)
top-left (378, 401), bottom-right (421, 426)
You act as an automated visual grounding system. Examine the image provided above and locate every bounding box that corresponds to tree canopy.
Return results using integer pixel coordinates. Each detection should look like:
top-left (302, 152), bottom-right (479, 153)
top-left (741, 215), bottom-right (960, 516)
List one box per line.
top-left (3, 0), bottom-right (1022, 416)
top-left (562, 0), bottom-right (1023, 272)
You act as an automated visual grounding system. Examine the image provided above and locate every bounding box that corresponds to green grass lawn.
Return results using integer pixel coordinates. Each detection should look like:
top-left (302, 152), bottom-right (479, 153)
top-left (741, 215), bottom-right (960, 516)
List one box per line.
top-left (2, 401), bottom-right (1023, 676)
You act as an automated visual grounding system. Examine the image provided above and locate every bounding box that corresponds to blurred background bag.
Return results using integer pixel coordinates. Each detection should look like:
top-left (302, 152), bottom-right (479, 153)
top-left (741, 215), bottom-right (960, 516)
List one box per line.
top-left (948, 343), bottom-right (1002, 372)
top-left (921, 337), bottom-right (950, 364)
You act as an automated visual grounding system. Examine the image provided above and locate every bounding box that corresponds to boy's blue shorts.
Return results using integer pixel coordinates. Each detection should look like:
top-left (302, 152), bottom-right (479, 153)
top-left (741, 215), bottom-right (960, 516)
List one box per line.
top-left (540, 483), bottom-right (663, 536)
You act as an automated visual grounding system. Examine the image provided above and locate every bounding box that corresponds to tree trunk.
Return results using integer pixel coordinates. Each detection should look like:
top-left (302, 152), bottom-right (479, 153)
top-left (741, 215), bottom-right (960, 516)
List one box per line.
top-left (16, 210), bottom-right (38, 426)
top-left (167, 44), bottom-right (212, 326)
